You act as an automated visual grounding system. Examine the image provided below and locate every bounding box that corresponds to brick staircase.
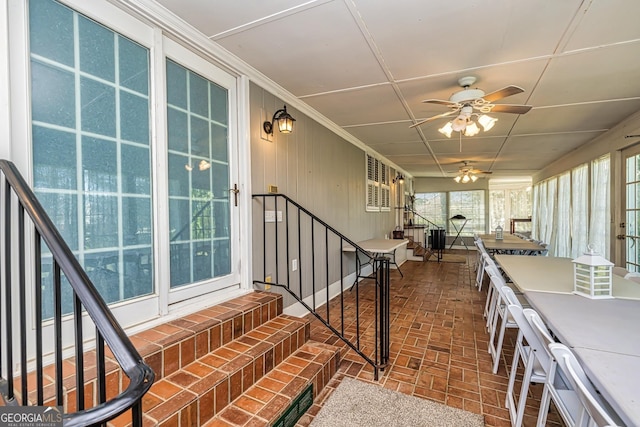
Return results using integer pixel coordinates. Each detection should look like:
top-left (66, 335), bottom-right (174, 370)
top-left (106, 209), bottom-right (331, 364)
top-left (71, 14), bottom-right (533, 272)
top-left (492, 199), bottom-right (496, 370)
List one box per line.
top-left (122, 291), bottom-right (341, 426)
top-left (14, 291), bottom-right (340, 426)
top-left (406, 237), bottom-right (429, 262)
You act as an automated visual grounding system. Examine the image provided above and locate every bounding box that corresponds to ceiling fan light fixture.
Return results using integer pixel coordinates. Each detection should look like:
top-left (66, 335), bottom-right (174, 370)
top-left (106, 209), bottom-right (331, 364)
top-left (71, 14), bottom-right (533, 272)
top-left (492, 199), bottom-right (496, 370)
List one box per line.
top-left (464, 122), bottom-right (480, 137)
top-left (478, 114), bottom-right (497, 131)
top-left (454, 175), bottom-right (462, 183)
top-left (438, 122), bottom-right (453, 138)
top-left (461, 173), bottom-right (471, 183)
top-left (471, 174), bottom-right (478, 182)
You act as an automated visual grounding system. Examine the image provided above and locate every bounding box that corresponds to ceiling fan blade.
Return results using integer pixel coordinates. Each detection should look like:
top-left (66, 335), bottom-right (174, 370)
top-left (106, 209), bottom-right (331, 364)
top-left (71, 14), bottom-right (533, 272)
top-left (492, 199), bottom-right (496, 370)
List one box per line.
top-left (409, 110), bottom-right (458, 128)
top-left (422, 99), bottom-right (458, 107)
top-left (490, 104), bottom-right (533, 114)
top-left (482, 85), bottom-right (524, 102)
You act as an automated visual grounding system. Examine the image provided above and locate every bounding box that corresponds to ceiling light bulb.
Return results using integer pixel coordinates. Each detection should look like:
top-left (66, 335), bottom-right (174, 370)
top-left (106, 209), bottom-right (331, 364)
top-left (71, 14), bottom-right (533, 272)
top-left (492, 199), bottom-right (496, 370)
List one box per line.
top-left (471, 174), bottom-right (478, 182)
top-left (454, 175), bottom-right (461, 183)
top-left (461, 174), bottom-right (470, 183)
top-left (478, 114), bottom-right (497, 131)
top-left (438, 122), bottom-right (453, 138)
top-left (452, 116), bottom-right (467, 132)
top-left (464, 122), bottom-right (480, 136)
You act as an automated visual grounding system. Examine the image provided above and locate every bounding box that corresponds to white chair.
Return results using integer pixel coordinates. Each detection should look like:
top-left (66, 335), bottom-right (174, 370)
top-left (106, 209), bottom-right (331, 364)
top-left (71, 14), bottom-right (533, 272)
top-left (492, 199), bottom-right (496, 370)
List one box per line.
top-left (613, 266), bottom-right (629, 277)
top-left (548, 343), bottom-right (622, 427)
top-left (624, 271), bottom-right (640, 284)
top-left (475, 247), bottom-right (491, 291)
top-left (526, 310), bottom-right (582, 427)
top-left (488, 284), bottom-right (521, 374)
top-left (484, 261), bottom-right (505, 328)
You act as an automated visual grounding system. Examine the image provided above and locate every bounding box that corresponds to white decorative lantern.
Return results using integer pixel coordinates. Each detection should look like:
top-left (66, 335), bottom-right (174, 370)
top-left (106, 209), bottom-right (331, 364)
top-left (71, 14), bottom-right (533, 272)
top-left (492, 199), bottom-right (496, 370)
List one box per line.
top-left (572, 245), bottom-right (614, 299)
top-left (495, 225), bottom-right (503, 240)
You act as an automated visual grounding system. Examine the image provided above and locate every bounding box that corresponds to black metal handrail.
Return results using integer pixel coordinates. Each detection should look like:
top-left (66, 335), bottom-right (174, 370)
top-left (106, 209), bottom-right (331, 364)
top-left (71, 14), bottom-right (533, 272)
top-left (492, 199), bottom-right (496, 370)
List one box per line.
top-left (0, 160), bottom-right (154, 426)
top-left (252, 193), bottom-right (390, 380)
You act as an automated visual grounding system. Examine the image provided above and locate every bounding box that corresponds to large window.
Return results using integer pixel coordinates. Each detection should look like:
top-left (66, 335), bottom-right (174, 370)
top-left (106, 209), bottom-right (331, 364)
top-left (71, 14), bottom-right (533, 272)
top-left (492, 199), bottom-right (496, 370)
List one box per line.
top-left (27, 0), bottom-right (241, 322)
top-left (414, 190), bottom-right (486, 236)
top-left (489, 181), bottom-right (532, 232)
top-left (449, 190), bottom-right (486, 236)
top-left (414, 192), bottom-right (447, 228)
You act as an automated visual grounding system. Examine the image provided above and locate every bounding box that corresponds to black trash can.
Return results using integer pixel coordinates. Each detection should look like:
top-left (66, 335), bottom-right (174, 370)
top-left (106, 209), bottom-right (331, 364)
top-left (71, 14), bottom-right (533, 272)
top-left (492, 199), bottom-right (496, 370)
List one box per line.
top-left (430, 229), bottom-right (446, 250)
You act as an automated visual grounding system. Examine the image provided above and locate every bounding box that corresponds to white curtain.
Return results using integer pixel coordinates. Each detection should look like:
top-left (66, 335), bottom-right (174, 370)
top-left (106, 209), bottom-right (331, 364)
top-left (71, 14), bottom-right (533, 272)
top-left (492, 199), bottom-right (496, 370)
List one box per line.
top-left (531, 185), bottom-right (540, 239)
top-left (589, 155), bottom-right (611, 258)
top-left (537, 183), bottom-right (548, 242)
top-left (571, 164), bottom-right (589, 258)
top-left (555, 173), bottom-right (572, 257)
top-left (542, 178), bottom-right (557, 246)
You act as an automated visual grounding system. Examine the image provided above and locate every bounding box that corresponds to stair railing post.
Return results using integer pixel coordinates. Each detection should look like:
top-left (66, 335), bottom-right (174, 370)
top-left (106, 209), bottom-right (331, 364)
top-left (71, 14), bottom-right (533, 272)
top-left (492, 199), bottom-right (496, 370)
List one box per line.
top-left (375, 256), bottom-right (390, 371)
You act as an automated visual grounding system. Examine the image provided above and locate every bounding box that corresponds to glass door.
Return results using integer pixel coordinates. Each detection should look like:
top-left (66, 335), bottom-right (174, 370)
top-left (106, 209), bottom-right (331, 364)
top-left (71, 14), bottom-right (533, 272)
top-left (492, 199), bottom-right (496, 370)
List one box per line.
top-left (623, 145), bottom-right (640, 271)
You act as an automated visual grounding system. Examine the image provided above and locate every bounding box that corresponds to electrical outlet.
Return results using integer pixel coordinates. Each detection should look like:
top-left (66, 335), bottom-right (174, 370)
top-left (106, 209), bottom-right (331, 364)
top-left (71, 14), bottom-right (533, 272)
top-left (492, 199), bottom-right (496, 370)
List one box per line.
top-left (265, 275), bottom-right (271, 290)
top-left (292, 259), bottom-right (298, 271)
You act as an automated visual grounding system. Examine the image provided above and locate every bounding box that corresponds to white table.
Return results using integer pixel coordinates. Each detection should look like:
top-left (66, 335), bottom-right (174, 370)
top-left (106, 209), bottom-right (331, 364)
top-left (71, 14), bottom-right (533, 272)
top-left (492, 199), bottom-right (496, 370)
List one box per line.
top-left (343, 238), bottom-right (409, 283)
top-left (494, 255), bottom-right (640, 426)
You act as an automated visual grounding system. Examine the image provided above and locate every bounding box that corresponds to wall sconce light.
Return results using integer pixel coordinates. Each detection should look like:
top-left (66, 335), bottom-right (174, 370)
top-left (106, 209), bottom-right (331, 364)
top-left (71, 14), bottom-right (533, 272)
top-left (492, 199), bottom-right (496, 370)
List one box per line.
top-left (263, 105), bottom-right (296, 134)
top-left (393, 173), bottom-right (405, 184)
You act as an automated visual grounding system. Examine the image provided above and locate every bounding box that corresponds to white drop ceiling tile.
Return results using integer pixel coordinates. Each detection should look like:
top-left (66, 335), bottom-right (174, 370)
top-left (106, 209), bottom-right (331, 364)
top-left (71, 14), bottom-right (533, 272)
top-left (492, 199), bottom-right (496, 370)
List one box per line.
top-left (154, 0), bottom-right (310, 36)
top-left (345, 122), bottom-right (420, 145)
top-left (214, 2), bottom-right (387, 96)
top-left (562, 0), bottom-right (640, 51)
top-left (512, 102), bottom-right (640, 136)
top-left (500, 133), bottom-right (601, 155)
top-left (530, 43), bottom-right (640, 106)
top-left (304, 85), bottom-right (407, 126)
top-left (367, 142), bottom-right (430, 157)
top-left (428, 137), bottom-right (506, 156)
top-left (352, 0), bottom-right (581, 80)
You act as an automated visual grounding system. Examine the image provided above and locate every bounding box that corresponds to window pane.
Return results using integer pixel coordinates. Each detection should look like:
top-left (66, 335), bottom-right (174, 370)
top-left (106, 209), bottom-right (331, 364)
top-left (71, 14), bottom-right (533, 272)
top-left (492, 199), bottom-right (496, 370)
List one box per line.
top-left (80, 77), bottom-right (116, 137)
top-left (167, 60), bottom-right (230, 288)
top-left (82, 137), bottom-right (117, 193)
top-left (119, 37), bottom-right (149, 95)
top-left (33, 126), bottom-right (76, 190)
top-left (31, 62), bottom-right (76, 128)
top-left (30, 0), bottom-right (153, 313)
top-left (29, 0), bottom-right (74, 66)
top-left (78, 15), bottom-right (115, 82)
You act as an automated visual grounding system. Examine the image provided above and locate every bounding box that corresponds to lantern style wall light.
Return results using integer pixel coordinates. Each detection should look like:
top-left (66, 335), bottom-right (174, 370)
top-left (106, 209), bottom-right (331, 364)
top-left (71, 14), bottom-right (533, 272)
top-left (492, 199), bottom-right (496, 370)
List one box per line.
top-left (572, 245), bottom-right (614, 299)
top-left (393, 173), bottom-right (405, 184)
top-left (263, 105), bottom-right (296, 134)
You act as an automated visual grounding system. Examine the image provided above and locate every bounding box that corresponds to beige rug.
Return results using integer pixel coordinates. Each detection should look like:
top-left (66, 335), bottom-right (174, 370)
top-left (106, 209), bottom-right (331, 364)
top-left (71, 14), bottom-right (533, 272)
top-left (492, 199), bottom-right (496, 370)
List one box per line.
top-left (427, 253), bottom-right (468, 263)
top-left (310, 377), bottom-right (484, 427)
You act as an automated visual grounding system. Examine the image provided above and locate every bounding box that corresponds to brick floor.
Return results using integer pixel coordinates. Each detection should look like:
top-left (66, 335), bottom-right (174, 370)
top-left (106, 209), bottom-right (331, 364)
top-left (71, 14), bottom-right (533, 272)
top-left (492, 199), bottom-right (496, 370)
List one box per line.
top-left (297, 250), bottom-right (565, 427)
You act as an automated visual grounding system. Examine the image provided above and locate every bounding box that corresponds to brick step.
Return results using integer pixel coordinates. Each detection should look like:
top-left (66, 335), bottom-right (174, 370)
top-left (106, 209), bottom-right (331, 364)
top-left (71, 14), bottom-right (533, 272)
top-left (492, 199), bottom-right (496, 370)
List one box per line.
top-left (16, 291), bottom-right (283, 413)
top-left (135, 314), bottom-right (312, 426)
top-left (203, 341), bottom-right (341, 427)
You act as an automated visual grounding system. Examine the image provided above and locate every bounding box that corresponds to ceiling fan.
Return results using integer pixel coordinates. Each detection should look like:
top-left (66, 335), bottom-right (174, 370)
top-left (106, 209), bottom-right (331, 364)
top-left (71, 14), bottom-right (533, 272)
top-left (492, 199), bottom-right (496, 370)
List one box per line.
top-left (410, 76), bottom-right (533, 135)
top-left (450, 161), bottom-right (492, 183)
